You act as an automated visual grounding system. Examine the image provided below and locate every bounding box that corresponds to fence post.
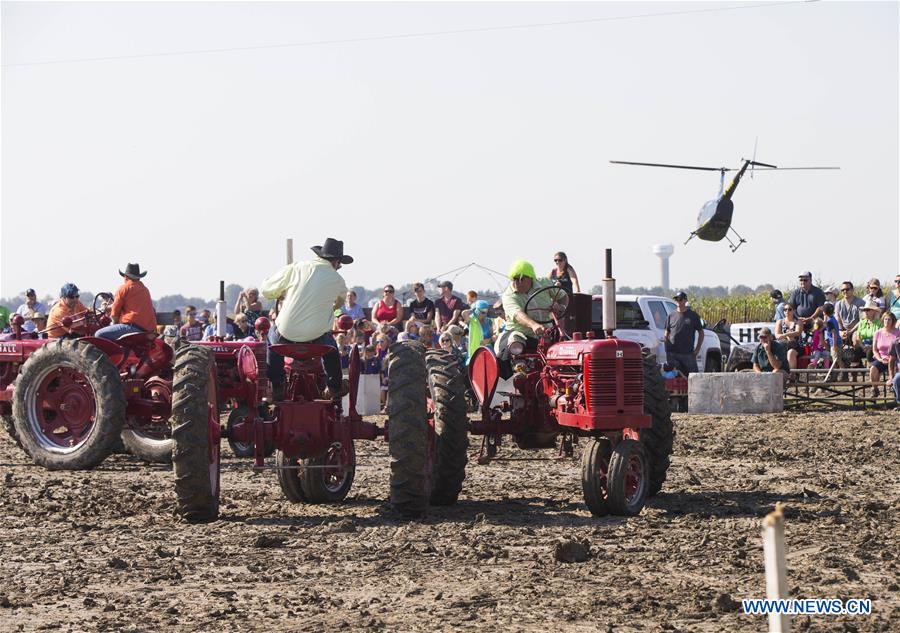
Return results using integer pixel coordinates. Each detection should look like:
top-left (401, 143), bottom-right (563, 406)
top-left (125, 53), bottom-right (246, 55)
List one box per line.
top-left (762, 503), bottom-right (791, 633)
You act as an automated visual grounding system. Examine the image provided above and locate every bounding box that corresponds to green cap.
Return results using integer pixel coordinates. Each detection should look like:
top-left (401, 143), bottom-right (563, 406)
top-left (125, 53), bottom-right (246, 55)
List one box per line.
top-left (508, 259), bottom-right (536, 280)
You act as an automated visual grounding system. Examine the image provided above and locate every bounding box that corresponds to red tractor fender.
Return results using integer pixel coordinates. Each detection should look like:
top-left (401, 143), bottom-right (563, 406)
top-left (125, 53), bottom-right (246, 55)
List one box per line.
top-left (468, 346), bottom-right (499, 408)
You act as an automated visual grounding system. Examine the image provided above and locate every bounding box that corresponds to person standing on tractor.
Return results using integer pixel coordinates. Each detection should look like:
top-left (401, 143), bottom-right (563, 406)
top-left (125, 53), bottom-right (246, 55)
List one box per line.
top-left (95, 263), bottom-right (158, 341)
top-left (261, 237), bottom-right (351, 401)
top-left (663, 291), bottom-right (705, 375)
top-left (493, 259), bottom-right (555, 363)
top-left (46, 283), bottom-right (88, 338)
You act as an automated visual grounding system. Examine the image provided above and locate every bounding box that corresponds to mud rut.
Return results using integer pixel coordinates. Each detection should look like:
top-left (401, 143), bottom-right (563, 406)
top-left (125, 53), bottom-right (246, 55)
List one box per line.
top-left (1, 411), bottom-right (897, 632)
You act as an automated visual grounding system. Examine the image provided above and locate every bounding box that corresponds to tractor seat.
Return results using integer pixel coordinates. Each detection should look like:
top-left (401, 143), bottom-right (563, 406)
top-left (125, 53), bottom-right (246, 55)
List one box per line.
top-left (269, 343), bottom-right (333, 361)
top-left (116, 331), bottom-right (158, 349)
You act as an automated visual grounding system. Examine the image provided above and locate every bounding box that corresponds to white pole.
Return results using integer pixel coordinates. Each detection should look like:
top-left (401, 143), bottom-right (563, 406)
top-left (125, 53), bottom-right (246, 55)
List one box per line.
top-left (762, 503), bottom-right (791, 633)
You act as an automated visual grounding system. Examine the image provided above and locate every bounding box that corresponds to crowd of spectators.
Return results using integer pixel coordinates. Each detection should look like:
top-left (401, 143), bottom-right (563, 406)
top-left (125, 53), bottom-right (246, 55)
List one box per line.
top-left (759, 272), bottom-right (900, 402)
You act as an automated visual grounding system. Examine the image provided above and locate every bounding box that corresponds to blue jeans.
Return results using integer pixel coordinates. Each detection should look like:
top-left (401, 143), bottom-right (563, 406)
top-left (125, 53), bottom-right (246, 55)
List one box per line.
top-left (668, 352), bottom-right (699, 375)
top-left (267, 331), bottom-right (341, 393)
top-left (892, 373), bottom-right (900, 404)
top-left (94, 323), bottom-right (145, 341)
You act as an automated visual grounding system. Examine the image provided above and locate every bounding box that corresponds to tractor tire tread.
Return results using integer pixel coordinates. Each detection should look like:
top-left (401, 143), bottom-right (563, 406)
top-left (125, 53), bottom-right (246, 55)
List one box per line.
top-left (170, 345), bottom-right (219, 522)
top-left (640, 355), bottom-right (675, 497)
top-left (425, 349), bottom-right (468, 506)
top-left (387, 342), bottom-right (429, 518)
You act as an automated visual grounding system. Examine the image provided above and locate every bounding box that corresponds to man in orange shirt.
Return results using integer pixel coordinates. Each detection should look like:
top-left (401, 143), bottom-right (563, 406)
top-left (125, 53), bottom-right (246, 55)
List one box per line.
top-left (46, 283), bottom-right (89, 338)
top-left (95, 263), bottom-right (158, 341)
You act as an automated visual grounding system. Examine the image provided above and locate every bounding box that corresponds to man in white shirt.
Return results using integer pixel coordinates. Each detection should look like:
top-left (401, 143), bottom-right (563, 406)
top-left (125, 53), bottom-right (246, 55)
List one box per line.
top-left (261, 238), bottom-right (351, 400)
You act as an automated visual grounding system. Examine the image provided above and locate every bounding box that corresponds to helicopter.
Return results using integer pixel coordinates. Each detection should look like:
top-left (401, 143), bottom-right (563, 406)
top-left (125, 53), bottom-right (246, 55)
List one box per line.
top-left (610, 155), bottom-right (840, 252)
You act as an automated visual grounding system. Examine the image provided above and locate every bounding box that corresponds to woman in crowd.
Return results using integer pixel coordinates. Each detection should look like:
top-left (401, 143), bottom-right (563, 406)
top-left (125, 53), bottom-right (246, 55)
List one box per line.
top-left (373, 284), bottom-right (404, 329)
top-left (549, 251), bottom-right (581, 294)
top-left (235, 287), bottom-right (264, 323)
top-left (870, 311), bottom-right (898, 398)
top-left (774, 302), bottom-right (803, 369)
top-left (403, 319), bottom-right (419, 340)
top-left (862, 278), bottom-right (885, 309)
top-left (853, 301), bottom-right (883, 362)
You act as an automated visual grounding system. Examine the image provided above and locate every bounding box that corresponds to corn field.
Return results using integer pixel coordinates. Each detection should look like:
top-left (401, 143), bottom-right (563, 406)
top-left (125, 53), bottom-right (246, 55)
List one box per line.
top-left (689, 293), bottom-right (773, 324)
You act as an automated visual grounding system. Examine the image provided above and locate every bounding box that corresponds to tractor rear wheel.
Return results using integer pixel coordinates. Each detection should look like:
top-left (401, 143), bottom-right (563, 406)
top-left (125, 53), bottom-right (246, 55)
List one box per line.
top-left (170, 346), bottom-right (220, 522)
top-left (121, 377), bottom-right (173, 463)
top-left (640, 355), bottom-right (675, 497)
top-left (606, 439), bottom-right (649, 516)
top-left (121, 426), bottom-right (173, 463)
top-left (299, 441), bottom-right (356, 503)
top-left (226, 406), bottom-right (275, 458)
top-left (13, 339), bottom-right (125, 470)
top-left (275, 449), bottom-right (307, 503)
top-left (425, 349), bottom-right (468, 506)
top-left (581, 438), bottom-right (613, 517)
top-left (387, 342), bottom-right (430, 518)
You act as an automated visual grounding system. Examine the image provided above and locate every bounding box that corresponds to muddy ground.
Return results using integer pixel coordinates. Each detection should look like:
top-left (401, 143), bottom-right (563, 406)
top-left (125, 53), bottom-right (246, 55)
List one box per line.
top-left (1, 411), bottom-right (897, 632)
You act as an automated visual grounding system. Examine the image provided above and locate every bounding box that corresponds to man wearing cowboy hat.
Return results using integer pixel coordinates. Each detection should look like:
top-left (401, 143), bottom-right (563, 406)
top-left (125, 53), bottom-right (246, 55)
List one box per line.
top-left (95, 263), bottom-right (158, 341)
top-left (261, 237), bottom-right (351, 400)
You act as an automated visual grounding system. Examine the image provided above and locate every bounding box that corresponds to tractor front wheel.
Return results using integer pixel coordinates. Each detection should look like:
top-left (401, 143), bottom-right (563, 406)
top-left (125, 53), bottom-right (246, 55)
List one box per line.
top-left (13, 339), bottom-right (125, 470)
top-left (170, 346), bottom-right (220, 522)
top-left (606, 439), bottom-right (649, 516)
top-left (581, 438), bottom-right (612, 517)
top-left (387, 342), bottom-right (430, 518)
top-left (640, 355), bottom-right (675, 497)
top-left (425, 349), bottom-right (468, 506)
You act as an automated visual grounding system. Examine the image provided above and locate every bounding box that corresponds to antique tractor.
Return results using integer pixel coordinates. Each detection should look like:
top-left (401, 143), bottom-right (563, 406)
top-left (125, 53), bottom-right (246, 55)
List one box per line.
top-left (1, 294), bottom-right (174, 469)
top-left (399, 250), bottom-right (675, 517)
top-left (168, 314), bottom-right (467, 521)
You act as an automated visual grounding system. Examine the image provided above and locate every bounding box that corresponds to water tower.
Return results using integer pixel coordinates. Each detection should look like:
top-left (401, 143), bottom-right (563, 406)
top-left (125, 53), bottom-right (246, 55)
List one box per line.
top-left (652, 244), bottom-right (674, 291)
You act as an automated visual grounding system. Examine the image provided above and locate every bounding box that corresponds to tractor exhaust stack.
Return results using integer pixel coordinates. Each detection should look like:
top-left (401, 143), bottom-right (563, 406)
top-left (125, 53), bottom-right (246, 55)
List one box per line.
top-left (216, 280), bottom-right (227, 338)
top-left (602, 248), bottom-right (616, 338)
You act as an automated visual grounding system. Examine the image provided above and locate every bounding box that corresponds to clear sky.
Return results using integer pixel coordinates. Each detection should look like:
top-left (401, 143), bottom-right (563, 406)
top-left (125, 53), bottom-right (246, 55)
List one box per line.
top-left (2, 1), bottom-right (897, 299)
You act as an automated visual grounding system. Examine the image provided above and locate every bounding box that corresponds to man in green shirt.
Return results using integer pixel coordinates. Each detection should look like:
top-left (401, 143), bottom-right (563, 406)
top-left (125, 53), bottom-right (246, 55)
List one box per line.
top-left (494, 259), bottom-right (556, 361)
top-left (752, 327), bottom-right (788, 373)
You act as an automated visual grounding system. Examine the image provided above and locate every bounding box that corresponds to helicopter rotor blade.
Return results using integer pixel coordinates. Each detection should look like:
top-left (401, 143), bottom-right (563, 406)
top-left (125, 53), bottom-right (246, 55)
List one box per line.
top-left (609, 160), bottom-right (729, 172)
top-left (747, 166), bottom-right (841, 171)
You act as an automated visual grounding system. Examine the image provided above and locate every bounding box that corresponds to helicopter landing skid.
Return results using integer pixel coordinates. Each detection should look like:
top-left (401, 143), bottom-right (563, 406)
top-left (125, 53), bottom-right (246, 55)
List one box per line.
top-left (725, 227), bottom-right (747, 252)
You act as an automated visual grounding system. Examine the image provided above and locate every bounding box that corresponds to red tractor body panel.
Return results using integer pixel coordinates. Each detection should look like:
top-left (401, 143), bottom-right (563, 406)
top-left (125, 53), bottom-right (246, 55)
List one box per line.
top-left (545, 337), bottom-right (650, 431)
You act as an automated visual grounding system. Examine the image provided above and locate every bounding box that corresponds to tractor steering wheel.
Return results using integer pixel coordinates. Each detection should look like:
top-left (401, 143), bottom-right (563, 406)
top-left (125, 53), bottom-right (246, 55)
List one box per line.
top-left (523, 284), bottom-right (571, 326)
top-left (93, 292), bottom-right (114, 317)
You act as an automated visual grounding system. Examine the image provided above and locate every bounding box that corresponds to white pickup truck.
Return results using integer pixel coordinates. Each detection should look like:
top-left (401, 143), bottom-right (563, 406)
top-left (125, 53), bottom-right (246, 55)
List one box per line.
top-left (590, 294), bottom-right (724, 372)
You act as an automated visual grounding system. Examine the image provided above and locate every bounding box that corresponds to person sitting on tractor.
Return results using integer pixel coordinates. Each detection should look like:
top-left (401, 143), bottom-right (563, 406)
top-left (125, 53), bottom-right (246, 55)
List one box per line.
top-left (46, 283), bottom-right (89, 339)
top-left (493, 259), bottom-right (556, 364)
top-left (95, 263), bottom-right (158, 341)
top-left (261, 237), bottom-right (351, 401)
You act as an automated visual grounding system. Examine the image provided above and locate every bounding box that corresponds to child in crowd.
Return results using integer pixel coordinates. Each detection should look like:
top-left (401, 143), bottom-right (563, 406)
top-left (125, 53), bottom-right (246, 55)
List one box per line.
top-left (808, 319), bottom-right (829, 369)
top-left (336, 333), bottom-right (350, 369)
top-left (823, 303), bottom-right (843, 370)
top-left (362, 345), bottom-right (382, 375)
top-left (403, 319), bottom-right (419, 340)
top-left (419, 324), bottom-right (435, 349)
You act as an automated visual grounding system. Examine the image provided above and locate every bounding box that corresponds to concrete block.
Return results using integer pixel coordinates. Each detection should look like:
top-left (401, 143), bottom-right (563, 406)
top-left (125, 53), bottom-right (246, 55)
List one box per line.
top-left (342, 374), bottom-right (382, 416)
top-left (688, 372), bottom-right (783, 414)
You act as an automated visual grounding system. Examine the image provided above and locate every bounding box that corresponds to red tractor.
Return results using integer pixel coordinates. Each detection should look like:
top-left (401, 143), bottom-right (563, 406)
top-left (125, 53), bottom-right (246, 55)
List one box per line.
top-left (1, 294), bottom-right (174, 469)
top-left (382, 250), bottom-right (674, 518)
top-left (167, 314), bottom-right (469, 522)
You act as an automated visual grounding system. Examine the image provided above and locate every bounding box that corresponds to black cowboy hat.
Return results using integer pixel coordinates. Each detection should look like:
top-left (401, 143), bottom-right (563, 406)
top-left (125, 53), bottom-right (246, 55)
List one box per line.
top-left (311, 238), bottom-right (353, 264)
top-left (119, 263), bottom-right (148, 279)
